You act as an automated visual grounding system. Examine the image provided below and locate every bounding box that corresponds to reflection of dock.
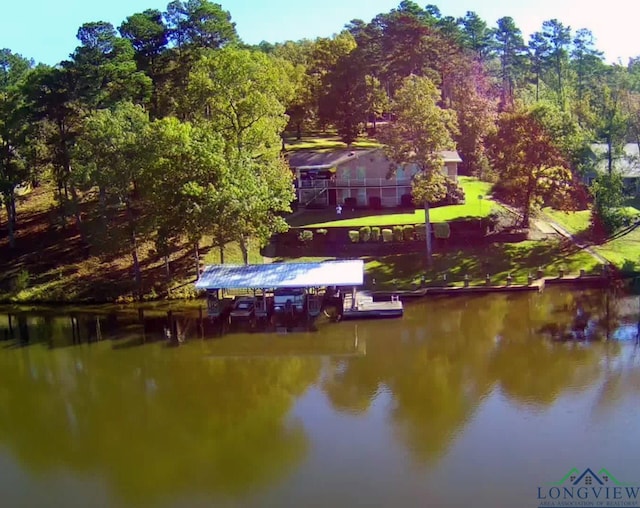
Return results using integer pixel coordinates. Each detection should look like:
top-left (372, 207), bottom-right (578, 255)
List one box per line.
top-left (342, 291), bottom-right (404, 319)
top-left (204, 331), bottom-right (366, 358)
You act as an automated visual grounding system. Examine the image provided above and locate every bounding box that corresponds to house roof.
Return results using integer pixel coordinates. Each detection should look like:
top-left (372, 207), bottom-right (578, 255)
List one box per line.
top-left (590, 143), bottom-right (640, 178)
top-left (195, 260), bottom-right (364, 289)
top-left (286, 148), bottom-right (462, 170)
top-left (286, 149), bottom-right (375, 170)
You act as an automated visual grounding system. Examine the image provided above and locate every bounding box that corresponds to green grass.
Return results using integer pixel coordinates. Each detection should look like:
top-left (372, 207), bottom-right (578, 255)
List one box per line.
top-left (362, 241), bottom-right (599, 289)
top-left (543, 205), bottom-right (640, 272)
top-left (293, 177), bottom-right (500, 228)
top-left (543, 208), bottom-right (591, 235)
top-left (277, 240), bottom-right (599, 290)
top-left (594, 235), bottom-right (640, 272)
top-left (285, 135), bottom-right (382, 152)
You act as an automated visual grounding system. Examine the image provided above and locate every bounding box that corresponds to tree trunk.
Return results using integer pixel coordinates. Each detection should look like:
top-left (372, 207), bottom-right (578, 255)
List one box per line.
top-left (125, 202), bottom-right (142, 298)
top-left (164, 255), bottom-right (170, 281)
top-left (607, 134), bottom-right (613, 175)
top-left (5, 194), bottom-right (15, 248)
top-left (219, 244), bottom-right (225, 264)
top-left (424, 200), bottom-right (432, 267)
top-left (69, 183), bottom-right (89, 255)
top-left (296, 121), bottom-right (302, 140)
top-left (194, 242), bottom-right (200, 279)
top-left (239, 237), bottom-right (249, 265)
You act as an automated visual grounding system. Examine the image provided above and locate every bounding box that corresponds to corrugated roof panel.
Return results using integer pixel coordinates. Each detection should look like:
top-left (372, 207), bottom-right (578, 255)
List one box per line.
top-left (195, 260), bottom-right (364, 289)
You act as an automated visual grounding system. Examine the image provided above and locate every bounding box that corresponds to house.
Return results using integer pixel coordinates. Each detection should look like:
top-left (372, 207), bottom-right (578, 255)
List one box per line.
top-left (286, 148), bottom-right (462, 208)
top-left (587, 143), bottom-right (640, 194)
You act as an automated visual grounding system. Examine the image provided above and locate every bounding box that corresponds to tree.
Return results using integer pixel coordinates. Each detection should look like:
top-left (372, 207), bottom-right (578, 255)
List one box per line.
top-left (22, 65), bottom-right (84, 231)
top-left (0, 49), bottom-right (33, 248)
top-left (492, 17), bottom-right (527, 108)
top-left (571, 28), bottom-right (604, 101)
top-left (74, 103), bottom-right (150, 294)
top-left (378, 75), bottom-right (457, 265)
top-left (486, 107), bottom-right (575, 227)
top-left (119, 9), bottom-right (169, 118)
top-left (458, 11), bottom-right (493, 62)
top-left (590, 172), bottom-right (624, 235)
top-left (187, 47), bottom-right (295, 262)
top-left (68, 22), bottom-right (152, 111)
top-left (318, 50), bottom-right (368, 144)
top-left (594, 66), bottom-right (629, 174)
top-left (539, 19), bottom-right (572, 107)
top-left (164, 0), bottom-right (237, 51)
top-left (528, 31), bottom-right (549, 102)
top-left (142, 117), bottom-right (226, 278)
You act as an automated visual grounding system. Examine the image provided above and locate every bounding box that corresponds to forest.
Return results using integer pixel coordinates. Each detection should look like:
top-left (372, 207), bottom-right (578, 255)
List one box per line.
top-left (1, 0), bottom-right (639, 298)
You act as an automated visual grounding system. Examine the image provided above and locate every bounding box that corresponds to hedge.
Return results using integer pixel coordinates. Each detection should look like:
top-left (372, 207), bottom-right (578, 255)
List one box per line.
top-left (402, 225), bottom-right (415, 241)
top-left (392, 225), bottom-right (404, 242)
top-left (433, 222), bottom-right (451, 239)
top-left (348, 230), bottom-right (359, 243)
top-left (359, 226), bottom-right (371, 243)
top-left (371, 226), bottom-right (381, 242)
top-left (382, 228), bottom-right (393, 242)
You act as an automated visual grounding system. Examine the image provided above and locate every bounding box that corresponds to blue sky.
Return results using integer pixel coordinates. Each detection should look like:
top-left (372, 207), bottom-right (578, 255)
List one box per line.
top-left (1, 0), bottom-right (637, 65)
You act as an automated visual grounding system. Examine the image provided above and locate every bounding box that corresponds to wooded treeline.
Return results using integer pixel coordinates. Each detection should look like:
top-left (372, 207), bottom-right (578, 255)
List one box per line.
top-left (1, 0), bottom-right (639, 286)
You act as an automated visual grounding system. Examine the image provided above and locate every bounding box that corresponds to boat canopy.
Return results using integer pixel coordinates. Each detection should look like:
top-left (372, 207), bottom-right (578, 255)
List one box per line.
top-left (195, 260), bottom-right (364, 290)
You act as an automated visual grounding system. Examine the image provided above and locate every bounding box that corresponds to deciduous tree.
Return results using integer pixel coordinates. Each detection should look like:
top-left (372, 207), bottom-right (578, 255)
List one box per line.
top-left (378, 75), bottom-right (457, 265)
top-left (487, 107), bottom-right (575, 227)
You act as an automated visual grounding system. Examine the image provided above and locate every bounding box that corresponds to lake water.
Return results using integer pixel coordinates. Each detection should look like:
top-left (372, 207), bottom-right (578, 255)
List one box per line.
top-left (1, 286), bottom-right (640, 508)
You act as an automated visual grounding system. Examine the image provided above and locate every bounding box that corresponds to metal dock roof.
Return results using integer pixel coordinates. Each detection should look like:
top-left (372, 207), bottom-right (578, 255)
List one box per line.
top-left (195, 260), bottom-right (364, 290)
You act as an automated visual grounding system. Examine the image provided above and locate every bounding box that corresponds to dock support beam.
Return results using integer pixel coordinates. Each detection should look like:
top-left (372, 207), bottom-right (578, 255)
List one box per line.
top-left (351, 286), bottom-right (357, 310)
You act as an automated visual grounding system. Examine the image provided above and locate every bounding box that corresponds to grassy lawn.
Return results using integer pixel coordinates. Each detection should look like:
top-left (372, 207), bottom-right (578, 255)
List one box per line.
top-left (285, 135), bottom-right (381, 152)
top-left (542, 208), bottom-right (591, 235)
top-left (543, 205), bottom-right (640, 272)
top-left (294, 177), bottom-right (501, 228)
top-left (277, 240), bottom-right (600, 290)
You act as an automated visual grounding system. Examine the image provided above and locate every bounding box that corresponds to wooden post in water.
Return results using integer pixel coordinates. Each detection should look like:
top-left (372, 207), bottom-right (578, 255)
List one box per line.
top-left (351, 286), bottom-right (357, 310)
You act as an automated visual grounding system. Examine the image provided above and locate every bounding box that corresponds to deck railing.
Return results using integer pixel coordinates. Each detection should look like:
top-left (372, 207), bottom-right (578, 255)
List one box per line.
top-left (298, 177), bottom-right (412, 189)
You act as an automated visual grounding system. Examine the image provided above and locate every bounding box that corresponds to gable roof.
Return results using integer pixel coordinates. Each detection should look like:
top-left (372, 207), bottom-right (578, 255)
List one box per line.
top-left (287, 147), bottom-right (462, 170)
top-left (590, 143), bottom-right (640, 178)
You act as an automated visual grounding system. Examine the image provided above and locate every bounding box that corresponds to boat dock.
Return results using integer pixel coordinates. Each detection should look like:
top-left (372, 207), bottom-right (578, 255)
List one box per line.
top-left (342, 291), bottom-right (404, 319)
top-left (195, 260), bottom-right (403, 329)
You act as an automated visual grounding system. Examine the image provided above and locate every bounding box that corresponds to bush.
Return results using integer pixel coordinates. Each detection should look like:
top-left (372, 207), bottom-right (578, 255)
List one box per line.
top-left (402, 225), bottom-right (415, 241)
top-left (369, 196), bottom-right (382, 209)
top-left (382, 228), bottom-right (393, 242)
top-left (348, 230), bottom-right (359, 243)
top-left (315, 228), bottom-right (328, 236)
top-left (433, 222), bottom-right (450, 239)
top-left (414, 223), bottom-right (427, 240)
top-left (485, 211), bottom-right (500, 232)
top-left (12, 269), bottom-right (30, 293)
top-left (359, 226), bottom-right (371, 242)
top-left (400, 194), bottom-right (414, 208)
top-left (392, 225), bottom-right (404, 242)
top-left (344, 197), bottom-right (357, 209)
top-left (298, 230), bottom-right (313, 244)
top-left (433, 177), bottom-right (465, 207)
top-left (371, 226), bottom-right (381, 242)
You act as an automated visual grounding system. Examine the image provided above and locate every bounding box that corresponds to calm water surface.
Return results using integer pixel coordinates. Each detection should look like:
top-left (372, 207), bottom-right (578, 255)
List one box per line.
top-left (1, 287), bottom-right (640, 508)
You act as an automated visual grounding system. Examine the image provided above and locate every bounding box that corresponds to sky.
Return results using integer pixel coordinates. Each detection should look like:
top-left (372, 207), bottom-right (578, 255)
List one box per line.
top-left (1, 0), bottom-right (638, 65)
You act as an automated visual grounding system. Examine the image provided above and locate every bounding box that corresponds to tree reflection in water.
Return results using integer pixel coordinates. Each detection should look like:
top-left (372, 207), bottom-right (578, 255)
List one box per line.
top-left (0, 311), bottom-right (321, 504)
top-left (319, 287), bottom-right (627, 464)
top-left (0, 285), bottom-right (633, 499)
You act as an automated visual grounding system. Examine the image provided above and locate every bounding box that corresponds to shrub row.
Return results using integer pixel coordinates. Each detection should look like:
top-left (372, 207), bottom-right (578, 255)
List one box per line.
top-left (347, 224), bottom-right (447, 243)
